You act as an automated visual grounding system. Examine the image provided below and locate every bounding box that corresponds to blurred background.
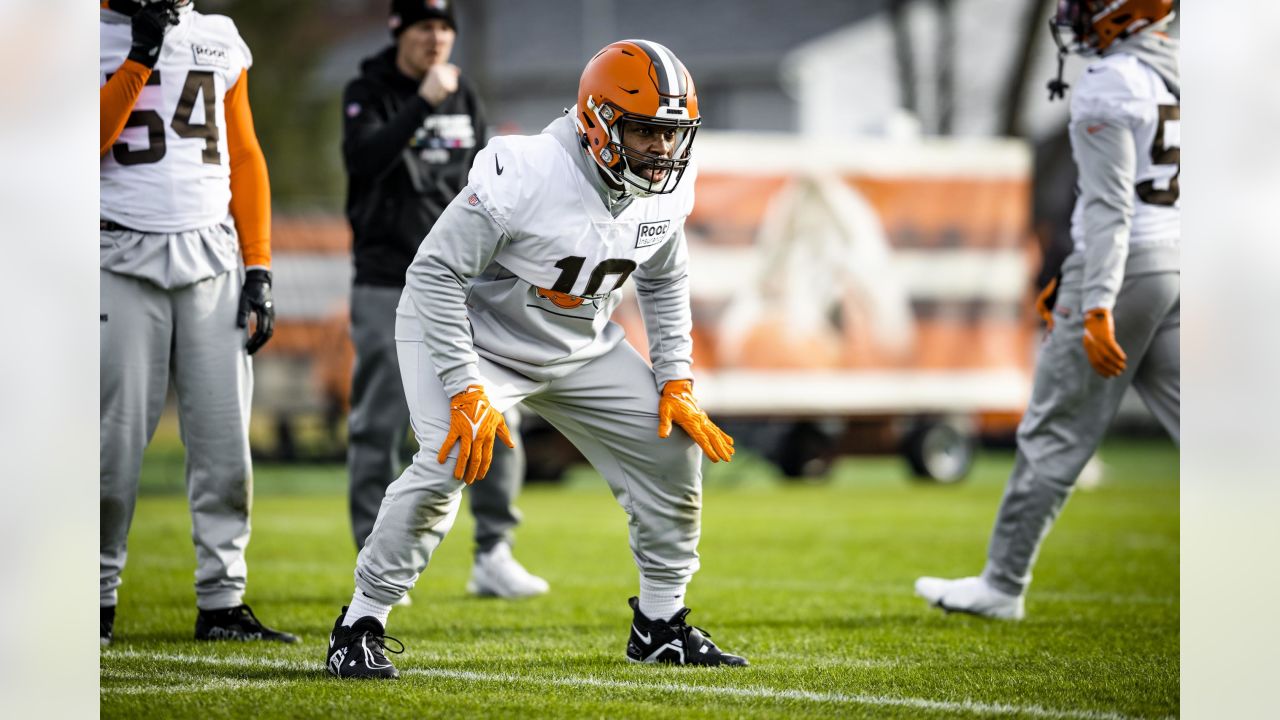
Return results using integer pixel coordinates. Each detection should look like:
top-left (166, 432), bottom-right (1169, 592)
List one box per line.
top-left (139, 0), bottom-right (1179, 488)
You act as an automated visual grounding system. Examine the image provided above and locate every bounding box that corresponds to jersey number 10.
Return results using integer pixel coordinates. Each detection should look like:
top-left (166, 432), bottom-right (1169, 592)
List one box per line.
top-left (111, 70), bottom-right (221, 167)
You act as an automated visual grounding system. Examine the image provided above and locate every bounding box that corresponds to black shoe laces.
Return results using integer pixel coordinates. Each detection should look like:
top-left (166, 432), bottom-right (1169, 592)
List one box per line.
top-left (685, 624), bottom-right (713, 641)
top-left (361, 629), bottom-right (405, 656)
top-left (669, 608), bottom-right (712, 639)
top-left (230, 605), bottom-right (258, 624)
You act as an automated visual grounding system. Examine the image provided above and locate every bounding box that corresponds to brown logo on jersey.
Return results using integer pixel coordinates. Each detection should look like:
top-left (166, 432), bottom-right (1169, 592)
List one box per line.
top-left (535, 287), bottom-right (585, 309)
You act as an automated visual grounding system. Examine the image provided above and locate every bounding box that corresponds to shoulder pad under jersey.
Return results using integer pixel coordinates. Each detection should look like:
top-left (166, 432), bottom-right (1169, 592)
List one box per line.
top-left (192, 12), bottom-right (253, 73)
top-left (467, 133), bottom-right (562, 231)
top-left (1071, 54), bottom-right (1153, 123)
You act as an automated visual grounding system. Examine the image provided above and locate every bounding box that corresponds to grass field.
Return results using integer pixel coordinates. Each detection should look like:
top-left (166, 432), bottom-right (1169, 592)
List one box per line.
top-left (101, 439), bottom-right (1178, 719)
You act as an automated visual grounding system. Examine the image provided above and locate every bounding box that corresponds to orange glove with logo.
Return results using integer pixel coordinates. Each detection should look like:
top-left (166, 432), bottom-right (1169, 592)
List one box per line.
top-left (1035, 277), bottom-right (1058, 331)
top-left (436, 385), bottom-right (515, 485)
top-left (1082, 308), bottom-right (1128, 378)
top-left (658, 380), bottom-right (735, 463)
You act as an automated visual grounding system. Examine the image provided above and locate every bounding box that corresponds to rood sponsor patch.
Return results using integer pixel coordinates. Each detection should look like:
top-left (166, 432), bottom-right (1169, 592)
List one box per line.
top-left (635, 220), bottom-right (670, 248)
top-left (192, 44), bottom-right (230, 69)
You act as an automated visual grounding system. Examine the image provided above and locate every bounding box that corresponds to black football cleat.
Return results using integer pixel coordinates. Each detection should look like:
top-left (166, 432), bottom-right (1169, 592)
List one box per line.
top-left (625, 596), bottom-right (748, 666)
top-left (195, 604), bottom-right (299, 643)
top-left (101, 606), bottom-right (115, 646)
top-left (326, 607), bottom-right (403, 679)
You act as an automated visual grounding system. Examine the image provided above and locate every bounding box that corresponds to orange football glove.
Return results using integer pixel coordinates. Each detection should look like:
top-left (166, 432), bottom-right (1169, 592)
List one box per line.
top-left (1082, 308), bottom-right (1128, 378)
top-left (436, 385), bottom-right (515, 485)
top-left (658, 380), bottom-right (735, 463)
top-left (1035, 277), bottom-right (1058, 331)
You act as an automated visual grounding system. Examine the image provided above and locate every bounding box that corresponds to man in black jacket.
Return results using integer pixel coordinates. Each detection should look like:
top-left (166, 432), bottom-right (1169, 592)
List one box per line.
top-left (341, 0), bottom-right (547, 600)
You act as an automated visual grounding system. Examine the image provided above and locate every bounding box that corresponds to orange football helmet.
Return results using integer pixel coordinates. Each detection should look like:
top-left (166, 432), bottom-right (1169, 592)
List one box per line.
top-left (1051, 0), bottom-right (1173, 53)
top-left (576, 39), bottom-right (700, 197)
top-left (1047, 0), bottom-right (1174, 99)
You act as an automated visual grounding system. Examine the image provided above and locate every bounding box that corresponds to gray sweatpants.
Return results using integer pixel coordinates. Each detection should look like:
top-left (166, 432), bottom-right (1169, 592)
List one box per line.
top-left (346, 284), bottom-right (525, 553)
top-left (353, 321), bottom-right (702, 604)
top-left (100, 265), bottom-right (253, 610)
top-left (982, 253), bottom-right (1179, 596)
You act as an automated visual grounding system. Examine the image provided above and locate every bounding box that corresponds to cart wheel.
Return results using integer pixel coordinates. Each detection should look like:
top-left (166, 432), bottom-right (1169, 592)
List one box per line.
top-left (904, 418), bottom-right (975, 483)
top-left (774, 421), bottom-right (836, 481)
top-left (520, 424), bottom-right (574, 483)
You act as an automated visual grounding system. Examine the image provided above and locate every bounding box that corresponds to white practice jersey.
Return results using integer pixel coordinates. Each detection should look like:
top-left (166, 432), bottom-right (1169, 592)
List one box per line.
top-left (100, 9), bottom-right (251, 232)
top-left (398, 114), bottom-right (697, 396)
top-left (1069, 50), bottom-right (1180, 252)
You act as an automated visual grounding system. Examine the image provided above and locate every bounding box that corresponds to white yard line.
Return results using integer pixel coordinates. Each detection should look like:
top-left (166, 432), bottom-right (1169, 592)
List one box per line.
top-left (104, 679), bottom-right (295, 696)
top-left (102, 649), bottom-right (1164, 720)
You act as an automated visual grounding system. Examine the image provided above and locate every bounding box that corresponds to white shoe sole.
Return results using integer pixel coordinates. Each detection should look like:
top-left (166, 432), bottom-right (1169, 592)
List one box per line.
top-left (466, 579), bottom-right (549, 599)
top-left (915, 578), bottom-right (1025, 621)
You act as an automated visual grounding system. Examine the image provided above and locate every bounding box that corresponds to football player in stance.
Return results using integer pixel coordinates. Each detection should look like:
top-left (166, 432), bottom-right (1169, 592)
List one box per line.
top-left (915, 0), bottom-right (1180, 620)
top-left (326, 40), bottom-right (745, 678)
top-left (100, 0), bottom-right (296, 644)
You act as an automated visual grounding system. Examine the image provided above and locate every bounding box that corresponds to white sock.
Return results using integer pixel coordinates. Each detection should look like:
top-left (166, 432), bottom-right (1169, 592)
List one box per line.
top-left (638, 577), bottom-right (687, 622)
top-left (343, 590), bottom-right (393, 628)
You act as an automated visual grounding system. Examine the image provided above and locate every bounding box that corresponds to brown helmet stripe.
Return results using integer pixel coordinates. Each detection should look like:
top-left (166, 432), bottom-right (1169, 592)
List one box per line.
top-left (627, 39), bottom-right (687, 100)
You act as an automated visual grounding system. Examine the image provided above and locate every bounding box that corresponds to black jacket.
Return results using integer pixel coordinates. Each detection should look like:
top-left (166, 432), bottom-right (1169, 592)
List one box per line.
top-left (342, 47), bottom-right (487, 287)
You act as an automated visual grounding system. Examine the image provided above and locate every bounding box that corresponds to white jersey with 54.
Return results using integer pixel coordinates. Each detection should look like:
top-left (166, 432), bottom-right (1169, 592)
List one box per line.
top-left (100, 9), bottom-right (251, 233)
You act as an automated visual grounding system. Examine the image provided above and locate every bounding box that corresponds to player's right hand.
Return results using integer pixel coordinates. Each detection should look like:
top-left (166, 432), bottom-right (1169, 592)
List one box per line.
top-left (419, 64), bottom-right (460, 105)
top-left (125, 2), bottom-right (179, 69)
top-left (1035, 277), bottom-right (1059, 331)
top-left (437, 385), bottom-right (515, 485)
top-left (1082, 307), bottom-right (1127, 378)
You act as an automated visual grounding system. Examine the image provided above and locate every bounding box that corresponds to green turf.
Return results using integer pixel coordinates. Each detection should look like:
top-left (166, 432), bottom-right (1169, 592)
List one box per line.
top-left (102, 440), bottom-right (1178, 719)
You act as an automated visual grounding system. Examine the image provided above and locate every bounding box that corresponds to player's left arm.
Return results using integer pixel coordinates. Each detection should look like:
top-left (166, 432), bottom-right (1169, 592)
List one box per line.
top-left (1072, 118), bottom-right (1136, 313)
top-left (224, 70), bottom-right (275, 354)
top-left (636, 225), bottom-right (733, 462)
top-left (1071, 112), bottom-right (1137, 377)
top-left (633, 223), bottom-right (694, 388)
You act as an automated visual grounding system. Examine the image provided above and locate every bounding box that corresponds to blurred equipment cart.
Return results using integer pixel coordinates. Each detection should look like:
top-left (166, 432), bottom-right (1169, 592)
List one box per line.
top-left (610, 131), bottom-right (1040, 482)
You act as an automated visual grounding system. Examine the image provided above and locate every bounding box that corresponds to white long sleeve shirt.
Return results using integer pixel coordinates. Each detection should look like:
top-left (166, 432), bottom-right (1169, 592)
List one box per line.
top-left (396, 113), bottom-right (697, 396)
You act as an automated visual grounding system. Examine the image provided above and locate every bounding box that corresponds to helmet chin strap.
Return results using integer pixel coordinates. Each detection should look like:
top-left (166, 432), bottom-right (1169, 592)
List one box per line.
top-left (1046, 9), bottom-right (1176, 101)
top-left (1047, 48), bottom-right (1070, 101)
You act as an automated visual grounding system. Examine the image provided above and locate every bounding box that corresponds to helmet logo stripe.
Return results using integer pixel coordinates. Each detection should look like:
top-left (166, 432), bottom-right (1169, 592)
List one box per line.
top-left (630, 39), bottom-right (684, 103)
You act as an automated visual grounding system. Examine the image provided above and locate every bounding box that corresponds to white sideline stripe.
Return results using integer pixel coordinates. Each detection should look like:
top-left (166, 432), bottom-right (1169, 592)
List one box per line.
top-left (102, 649), bottom-right (1157, 720)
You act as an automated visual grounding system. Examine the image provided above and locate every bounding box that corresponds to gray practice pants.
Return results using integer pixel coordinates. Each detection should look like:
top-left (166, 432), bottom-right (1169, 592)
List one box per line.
top-left (353, 322), bottom-right (703, 604)
top-left (982, 254), bottom-right (1179, 596)
top-left (100, 266), bottom-right (253, 610)
top-left (346, 284), bottom-right (523, 553)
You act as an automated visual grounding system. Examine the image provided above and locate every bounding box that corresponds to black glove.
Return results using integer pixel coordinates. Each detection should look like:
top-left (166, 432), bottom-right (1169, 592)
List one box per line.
top-left (125, 2), bottom-right (178, 69)
top-left (237, 269), bottom-right (275, 355)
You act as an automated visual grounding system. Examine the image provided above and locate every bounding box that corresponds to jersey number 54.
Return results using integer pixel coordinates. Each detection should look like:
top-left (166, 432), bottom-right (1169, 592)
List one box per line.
top-left (110, 70), bottom-right (221, 167)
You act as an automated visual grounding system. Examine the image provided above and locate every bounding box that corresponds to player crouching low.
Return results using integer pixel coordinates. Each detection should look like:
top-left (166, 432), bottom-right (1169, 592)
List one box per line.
top-left (325, 38), bottom-right (746, 679)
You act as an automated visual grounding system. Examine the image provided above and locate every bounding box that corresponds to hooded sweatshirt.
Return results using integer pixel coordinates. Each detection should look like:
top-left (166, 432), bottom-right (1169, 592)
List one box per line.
top-left (342, 46), bottom-right (486, 287)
